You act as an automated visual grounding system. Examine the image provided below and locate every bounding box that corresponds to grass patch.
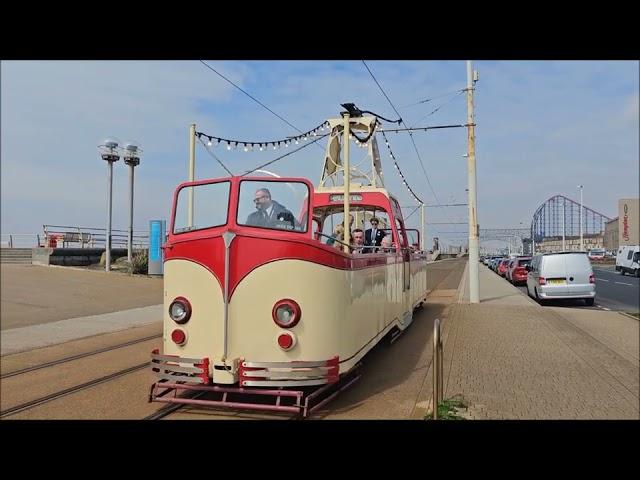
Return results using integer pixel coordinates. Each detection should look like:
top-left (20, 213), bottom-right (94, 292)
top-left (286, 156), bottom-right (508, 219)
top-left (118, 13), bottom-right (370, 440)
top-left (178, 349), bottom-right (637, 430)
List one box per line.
top-left (424, 395), bottom-right (469, 420)
top-left (127, 250), bottom-right (149, 274)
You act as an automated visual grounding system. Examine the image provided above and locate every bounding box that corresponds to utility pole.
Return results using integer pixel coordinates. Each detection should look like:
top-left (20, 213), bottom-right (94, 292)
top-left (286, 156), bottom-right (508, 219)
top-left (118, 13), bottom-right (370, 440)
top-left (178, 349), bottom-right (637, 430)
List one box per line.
top-left (420, 203), bottom-right (425, 250)
top-left (466, 61), bottom-right (480, 303)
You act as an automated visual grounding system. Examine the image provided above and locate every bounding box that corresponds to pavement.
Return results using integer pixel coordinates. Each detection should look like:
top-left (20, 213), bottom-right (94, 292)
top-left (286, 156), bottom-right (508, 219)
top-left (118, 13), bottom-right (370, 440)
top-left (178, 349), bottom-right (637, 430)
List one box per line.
top-left (433, 261), bottom-right (639, 419)
top-left (0, 264), bottom-right (162, 330)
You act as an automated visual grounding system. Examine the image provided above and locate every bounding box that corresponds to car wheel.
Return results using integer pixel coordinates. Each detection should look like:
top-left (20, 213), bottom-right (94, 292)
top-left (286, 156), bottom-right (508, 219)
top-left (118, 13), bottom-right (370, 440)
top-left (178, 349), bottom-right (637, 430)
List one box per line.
top-left (620, 269), bottom-right (625, 276)
top-left (635, 269), bottom-right (640, 278)
top-left (585, 298), bottom-right (595, 306)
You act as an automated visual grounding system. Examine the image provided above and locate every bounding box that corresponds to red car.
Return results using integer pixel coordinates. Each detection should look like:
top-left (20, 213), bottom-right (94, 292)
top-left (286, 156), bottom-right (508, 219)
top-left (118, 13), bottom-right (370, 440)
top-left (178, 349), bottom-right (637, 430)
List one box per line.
top-left (498, 259), bottom-right (510, 277)
top-left (508, 257), bottom-right (532, 285)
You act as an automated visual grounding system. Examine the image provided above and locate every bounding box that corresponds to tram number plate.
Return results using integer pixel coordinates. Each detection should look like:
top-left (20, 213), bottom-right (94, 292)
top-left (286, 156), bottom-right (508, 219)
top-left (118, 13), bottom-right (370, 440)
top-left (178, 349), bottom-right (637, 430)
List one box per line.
top-left (547, 279), bottom-right (566, 285)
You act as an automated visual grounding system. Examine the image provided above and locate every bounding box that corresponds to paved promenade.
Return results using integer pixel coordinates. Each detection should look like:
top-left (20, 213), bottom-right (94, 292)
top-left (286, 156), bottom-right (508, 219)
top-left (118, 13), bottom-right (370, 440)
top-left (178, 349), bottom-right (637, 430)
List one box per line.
top-left (432, 261), bottom-right (639, 419)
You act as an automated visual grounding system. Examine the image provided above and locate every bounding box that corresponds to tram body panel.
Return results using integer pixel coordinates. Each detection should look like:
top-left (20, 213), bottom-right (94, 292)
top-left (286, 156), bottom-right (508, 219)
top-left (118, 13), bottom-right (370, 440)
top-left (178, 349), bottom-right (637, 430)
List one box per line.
top-left (162, 259), bottom-right (224, 365)
top-left (229, 258), bottom-right (408, 374)
top-left (161, 252), bottom-right (423, 384)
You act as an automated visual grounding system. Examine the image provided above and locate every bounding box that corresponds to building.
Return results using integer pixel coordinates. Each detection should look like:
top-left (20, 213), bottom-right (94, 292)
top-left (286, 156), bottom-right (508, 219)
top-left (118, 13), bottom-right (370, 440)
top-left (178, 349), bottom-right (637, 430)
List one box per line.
top-left (619, 198), bottom-right (639, 246)
top-left (604, 218), bottom-right (619, 252)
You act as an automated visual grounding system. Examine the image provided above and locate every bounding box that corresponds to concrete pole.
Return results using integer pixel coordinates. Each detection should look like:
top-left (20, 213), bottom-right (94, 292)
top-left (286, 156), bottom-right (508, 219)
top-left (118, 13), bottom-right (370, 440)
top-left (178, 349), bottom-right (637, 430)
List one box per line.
top-left (579, 185), bottom-right (584, 251)
top-left (127, 164), bottom-right (135, 262)
top-left (106, 160), bottom-right (114, 272)
top-left (188, 123), bottom-right (196, 227)
top-left (466, 61), bottom-right (480, 303)
top-left (420, 203), bottom-right (425, 250)
top-left (343, 113), bottom-right (351, 253)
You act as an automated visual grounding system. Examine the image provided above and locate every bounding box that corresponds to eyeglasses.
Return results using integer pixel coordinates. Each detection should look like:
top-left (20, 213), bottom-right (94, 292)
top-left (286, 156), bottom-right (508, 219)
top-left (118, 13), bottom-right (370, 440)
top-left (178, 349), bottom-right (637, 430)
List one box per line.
top-left (371, 222), bottom-right (378, 225)
top-left (253, 196), bottom-right (268, 202)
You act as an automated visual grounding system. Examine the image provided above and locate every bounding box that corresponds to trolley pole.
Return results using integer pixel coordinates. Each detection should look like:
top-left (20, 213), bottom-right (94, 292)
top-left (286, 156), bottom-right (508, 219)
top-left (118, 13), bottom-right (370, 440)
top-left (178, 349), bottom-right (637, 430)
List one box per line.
top-left (188, 123), bottom-right (196, 228)
top-left (343, 112), bottom-right (351, 253)
top-left (466, 61), bottom-right (480, 303)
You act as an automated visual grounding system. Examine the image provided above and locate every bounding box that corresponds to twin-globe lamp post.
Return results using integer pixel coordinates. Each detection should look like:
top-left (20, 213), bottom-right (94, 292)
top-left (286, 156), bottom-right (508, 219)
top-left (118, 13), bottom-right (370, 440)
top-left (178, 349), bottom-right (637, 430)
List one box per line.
top-left (98, 138), bottom-right (142, 271)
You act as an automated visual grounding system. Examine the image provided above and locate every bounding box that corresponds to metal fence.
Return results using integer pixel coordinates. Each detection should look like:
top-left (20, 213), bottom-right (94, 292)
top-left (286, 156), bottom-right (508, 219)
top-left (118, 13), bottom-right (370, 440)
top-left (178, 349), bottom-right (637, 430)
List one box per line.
top-left (0, 234), bottom-right (42, 248)
top-left (1, 226), bottom-right (149, 249)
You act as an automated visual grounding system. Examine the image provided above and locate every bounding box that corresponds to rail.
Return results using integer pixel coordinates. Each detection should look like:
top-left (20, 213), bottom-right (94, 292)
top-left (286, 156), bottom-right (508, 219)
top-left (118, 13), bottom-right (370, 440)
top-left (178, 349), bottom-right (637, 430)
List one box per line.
top-left (432, 318), bottom-right (443, 419)
top-left (0, 234), bottom-right (41, 249)
top-left (42, 224), bottom-right (149, 249)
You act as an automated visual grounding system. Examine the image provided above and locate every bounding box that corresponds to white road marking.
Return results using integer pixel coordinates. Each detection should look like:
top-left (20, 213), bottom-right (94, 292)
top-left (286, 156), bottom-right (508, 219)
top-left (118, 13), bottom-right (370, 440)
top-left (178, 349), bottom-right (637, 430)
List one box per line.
top-left (596, 278), bottom-right (610, 282)
top-left (614, 282), bottom-right (634, 286)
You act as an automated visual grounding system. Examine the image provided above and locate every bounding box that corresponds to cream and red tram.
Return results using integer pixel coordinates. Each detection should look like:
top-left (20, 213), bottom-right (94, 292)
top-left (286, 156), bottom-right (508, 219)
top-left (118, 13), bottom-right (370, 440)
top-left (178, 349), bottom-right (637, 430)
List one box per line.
top-left (150, 113), bottom-right (428, 417)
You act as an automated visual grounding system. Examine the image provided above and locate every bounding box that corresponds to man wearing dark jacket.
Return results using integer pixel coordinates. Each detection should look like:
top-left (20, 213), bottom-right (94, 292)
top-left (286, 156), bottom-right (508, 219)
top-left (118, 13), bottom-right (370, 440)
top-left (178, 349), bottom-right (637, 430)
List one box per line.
top-left (364, 217), bottom-right (385, 252)
top-left (246, 188), bottom-right (295, 229)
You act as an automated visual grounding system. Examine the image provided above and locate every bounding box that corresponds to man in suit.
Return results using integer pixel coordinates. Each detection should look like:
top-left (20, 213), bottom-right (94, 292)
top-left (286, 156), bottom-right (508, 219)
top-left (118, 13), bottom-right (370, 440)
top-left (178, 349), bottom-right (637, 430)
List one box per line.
top-left (364, 217), bottom-right (385, 253)
top-left (245, 188), bottom-right (296, 229)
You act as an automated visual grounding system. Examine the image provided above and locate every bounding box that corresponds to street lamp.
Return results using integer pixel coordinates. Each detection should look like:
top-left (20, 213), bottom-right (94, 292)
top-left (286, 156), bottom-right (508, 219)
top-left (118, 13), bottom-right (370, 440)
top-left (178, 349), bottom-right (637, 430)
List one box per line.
top-left (123, 141), bottom-right (142, 263)
top-left (578, 185), bottom-right (584, 251)
top-left (98, 138), bottom-right (121, 272)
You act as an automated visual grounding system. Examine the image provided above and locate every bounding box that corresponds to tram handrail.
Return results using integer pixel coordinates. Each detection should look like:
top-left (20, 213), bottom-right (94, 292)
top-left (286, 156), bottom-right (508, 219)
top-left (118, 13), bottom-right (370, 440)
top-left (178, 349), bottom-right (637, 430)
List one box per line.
top-left (432, 318), bottom-right (443, 419)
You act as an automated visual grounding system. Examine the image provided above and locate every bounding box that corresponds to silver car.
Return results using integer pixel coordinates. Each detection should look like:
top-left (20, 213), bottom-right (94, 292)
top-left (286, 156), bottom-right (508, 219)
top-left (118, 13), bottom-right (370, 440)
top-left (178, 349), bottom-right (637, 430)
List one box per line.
top-left (526, 252), bottom-right (596, 306)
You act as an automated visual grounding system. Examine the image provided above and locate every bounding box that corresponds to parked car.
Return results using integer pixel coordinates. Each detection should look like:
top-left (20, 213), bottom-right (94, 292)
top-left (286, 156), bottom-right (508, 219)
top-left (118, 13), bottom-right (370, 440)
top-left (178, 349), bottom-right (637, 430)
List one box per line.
top-left (507, 256), bottom-right (532, 285)
top-left (526, 252), bottom-right (595, 306)
top-left (615, 245), bottom-right (640, 277)
top-left (496, 259), bottom-right (509, 277)
top-left (587, 248), bottom-right (606, 261)
top-left (491, 257), bottom-right (502, 271)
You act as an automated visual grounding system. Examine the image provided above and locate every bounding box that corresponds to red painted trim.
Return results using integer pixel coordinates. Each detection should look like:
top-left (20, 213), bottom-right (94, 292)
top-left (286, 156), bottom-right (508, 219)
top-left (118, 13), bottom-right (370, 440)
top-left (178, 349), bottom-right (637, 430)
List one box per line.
top-left (194, 357), bottom-right (211, 384)
top-left (165, 232), bottom-right (411, 300)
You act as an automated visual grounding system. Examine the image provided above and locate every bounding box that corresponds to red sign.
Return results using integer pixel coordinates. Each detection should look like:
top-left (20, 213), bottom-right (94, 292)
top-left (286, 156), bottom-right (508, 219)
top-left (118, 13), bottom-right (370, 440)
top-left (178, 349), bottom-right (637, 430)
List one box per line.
top-left (622, 203), bottom-right (629, 242)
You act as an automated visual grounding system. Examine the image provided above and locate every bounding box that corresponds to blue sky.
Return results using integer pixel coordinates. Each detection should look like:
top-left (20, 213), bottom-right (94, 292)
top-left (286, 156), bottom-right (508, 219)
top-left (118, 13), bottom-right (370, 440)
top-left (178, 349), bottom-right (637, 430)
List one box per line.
top-left (1, 60), bottom-right (638, 250)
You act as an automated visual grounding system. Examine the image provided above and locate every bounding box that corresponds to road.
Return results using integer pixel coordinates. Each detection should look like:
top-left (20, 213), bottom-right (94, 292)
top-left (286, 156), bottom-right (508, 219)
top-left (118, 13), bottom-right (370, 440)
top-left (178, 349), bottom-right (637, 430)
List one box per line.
top-left (510, 263), bottom-right (639, 313)
top-left (591, 266), bottom-right (639, 313)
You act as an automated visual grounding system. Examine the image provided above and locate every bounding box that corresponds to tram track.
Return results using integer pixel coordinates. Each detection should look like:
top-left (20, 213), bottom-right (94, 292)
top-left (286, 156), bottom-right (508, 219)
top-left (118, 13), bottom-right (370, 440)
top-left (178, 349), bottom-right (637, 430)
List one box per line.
top-left (1, 333), bottom-right (162, 380)
top-left (0, 361), bottom-right (149, 418)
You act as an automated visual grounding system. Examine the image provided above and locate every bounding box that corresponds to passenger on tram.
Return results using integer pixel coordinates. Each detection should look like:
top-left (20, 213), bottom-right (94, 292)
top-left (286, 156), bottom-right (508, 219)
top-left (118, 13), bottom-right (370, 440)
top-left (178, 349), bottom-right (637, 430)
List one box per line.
top-left (246, 188), bottom-right (295, 229)
top-left (351, 229), bottom-right (366, 253)
top-left (326, 214), bottom-right (354, 246)
top-left (379, 234), bottom-right (395, 253)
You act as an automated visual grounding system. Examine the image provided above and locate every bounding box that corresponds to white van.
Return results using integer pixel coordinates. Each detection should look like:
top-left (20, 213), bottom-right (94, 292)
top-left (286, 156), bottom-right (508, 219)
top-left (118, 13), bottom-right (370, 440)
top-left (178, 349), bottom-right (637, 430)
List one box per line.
top-left (615, 245), bottom-right (640, 277)
top-left (526, 252), bottom-right (596, 305)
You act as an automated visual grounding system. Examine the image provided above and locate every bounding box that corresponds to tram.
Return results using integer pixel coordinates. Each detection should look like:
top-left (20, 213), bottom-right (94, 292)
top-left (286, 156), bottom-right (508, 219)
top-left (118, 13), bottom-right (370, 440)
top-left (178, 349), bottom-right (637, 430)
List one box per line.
top-left (149, 112), bottom-right (428, 416)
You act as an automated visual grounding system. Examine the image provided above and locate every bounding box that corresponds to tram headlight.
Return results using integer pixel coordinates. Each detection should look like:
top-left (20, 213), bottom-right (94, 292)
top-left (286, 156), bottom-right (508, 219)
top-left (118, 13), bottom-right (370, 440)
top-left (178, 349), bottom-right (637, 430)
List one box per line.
top-left (169, 297), bottom-right (192, 324)
top-left (272, 299), bottom-right (301, 328)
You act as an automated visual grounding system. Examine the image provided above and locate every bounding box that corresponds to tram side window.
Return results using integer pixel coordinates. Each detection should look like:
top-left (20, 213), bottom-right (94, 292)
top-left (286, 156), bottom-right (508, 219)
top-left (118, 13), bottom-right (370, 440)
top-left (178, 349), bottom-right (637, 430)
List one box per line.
top-left (173, 181), bottom-right (231, 234)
